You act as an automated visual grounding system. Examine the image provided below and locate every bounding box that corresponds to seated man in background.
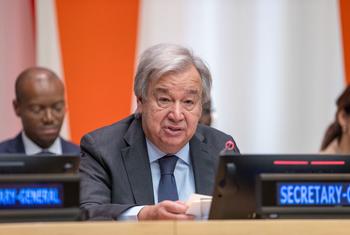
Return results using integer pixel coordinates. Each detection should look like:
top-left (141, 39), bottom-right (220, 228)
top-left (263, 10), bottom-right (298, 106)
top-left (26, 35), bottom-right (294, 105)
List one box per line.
top-left (0, 67), bottom-right (79, 155)
top-left (320, 86), bottom-right (350, 153)
top-left (80, 43), bottom-right (239, 220)
top-left (199, 100), bottom-right (212, 126)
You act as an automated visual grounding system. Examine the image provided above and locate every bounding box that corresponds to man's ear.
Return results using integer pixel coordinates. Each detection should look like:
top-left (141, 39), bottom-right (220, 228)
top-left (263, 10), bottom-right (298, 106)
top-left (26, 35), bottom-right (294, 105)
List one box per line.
top-left (136, 97), bottom-right (143, 113)
top-left (12, 99), bottom-right (21, 117)
top-left (338, 109), bottom-right (349, 133)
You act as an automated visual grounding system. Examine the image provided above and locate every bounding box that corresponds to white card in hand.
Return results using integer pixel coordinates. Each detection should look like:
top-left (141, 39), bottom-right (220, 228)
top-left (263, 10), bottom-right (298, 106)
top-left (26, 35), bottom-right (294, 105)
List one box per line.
top-left (185, 193), bottom-right (212, 219)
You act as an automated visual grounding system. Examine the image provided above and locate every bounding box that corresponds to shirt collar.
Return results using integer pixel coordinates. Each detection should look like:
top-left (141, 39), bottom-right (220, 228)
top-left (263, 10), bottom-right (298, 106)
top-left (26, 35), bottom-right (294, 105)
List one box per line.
top-left (21, 131), bottom-right (62, 155)
top-left (146, 138), bottom-right (191, 165)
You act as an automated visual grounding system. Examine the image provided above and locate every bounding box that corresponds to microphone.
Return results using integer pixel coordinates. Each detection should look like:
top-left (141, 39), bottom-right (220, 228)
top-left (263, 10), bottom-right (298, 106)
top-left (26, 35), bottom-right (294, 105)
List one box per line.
top-left (220, 140), bottom-right (240, 155)
top-left (225, 140), bottom-right (236, 151)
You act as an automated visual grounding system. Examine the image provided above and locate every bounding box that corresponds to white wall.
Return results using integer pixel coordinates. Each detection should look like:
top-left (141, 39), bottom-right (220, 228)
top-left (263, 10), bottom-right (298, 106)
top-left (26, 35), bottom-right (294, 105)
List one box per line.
top-left (0, 0), bottom-right (35, 140)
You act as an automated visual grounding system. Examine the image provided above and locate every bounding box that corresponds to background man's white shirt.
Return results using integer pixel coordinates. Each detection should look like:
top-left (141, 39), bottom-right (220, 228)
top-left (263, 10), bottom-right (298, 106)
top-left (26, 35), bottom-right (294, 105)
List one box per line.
top-left (21, 131), bottom-right (62, 155)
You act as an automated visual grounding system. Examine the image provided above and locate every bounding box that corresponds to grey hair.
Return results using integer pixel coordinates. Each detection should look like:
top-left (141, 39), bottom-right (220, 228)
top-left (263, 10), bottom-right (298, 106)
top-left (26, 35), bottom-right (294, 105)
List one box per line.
top-left (134, 43), bottom-right (212, 104)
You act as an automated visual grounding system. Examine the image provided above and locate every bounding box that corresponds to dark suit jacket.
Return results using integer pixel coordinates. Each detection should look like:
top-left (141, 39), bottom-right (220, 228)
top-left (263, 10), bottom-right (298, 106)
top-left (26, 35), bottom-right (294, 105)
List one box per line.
top-left (80, 114), bottom-right (239, 220)
top-left (0, 133), bottom-right (80, 154)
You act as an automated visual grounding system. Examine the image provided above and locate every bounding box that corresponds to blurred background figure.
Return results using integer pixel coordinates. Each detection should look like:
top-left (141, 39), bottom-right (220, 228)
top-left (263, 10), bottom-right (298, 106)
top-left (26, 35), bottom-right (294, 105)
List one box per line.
top-left (0, 67), bottom-right (79, 155)
top-left (199, 100), bottom-right (212, 126)
top-left (320, 86), bottom-right (350, 154)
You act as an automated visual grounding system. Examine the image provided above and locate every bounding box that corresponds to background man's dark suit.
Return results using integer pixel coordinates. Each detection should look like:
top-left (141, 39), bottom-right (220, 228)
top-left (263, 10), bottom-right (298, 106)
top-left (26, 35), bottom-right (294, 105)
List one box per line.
top-left (0, 133), bottom-right (80, 154)
top-left (80, 114), bottom-right (239, 220)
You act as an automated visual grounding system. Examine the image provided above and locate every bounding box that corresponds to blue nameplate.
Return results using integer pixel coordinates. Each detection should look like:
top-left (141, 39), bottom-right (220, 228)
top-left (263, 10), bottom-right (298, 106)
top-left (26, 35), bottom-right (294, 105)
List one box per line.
top-left (278, 182), bottom-right (350, 206)
top-left (0, 183), bottom-right (63, 208)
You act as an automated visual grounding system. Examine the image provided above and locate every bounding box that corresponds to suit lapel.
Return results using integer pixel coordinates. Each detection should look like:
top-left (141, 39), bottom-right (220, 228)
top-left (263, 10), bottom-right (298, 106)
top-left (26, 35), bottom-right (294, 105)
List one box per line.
top-left (190, 133), bottom-right (216, 195)
top-left (121, 117), bottom-right (155, 205)
top-left (61, 138), bottom-right (69, 153)
top-left (7, 133), bottom-right (25, 153)
top-left (60, 138), bottom-right (79, 154)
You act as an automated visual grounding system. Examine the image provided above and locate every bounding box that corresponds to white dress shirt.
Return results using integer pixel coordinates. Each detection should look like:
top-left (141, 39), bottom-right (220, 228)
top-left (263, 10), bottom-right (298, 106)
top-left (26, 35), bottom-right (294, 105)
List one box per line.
top-left (118, 139), bottom-right (195, 220)
top-left (21, 131), bottom-right (62, 155)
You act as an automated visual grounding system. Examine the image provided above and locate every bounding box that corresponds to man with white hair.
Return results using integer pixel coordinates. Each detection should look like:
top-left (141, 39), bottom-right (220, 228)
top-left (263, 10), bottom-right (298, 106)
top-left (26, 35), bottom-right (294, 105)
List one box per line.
top-left (80, 44), bottom-right (239, 220)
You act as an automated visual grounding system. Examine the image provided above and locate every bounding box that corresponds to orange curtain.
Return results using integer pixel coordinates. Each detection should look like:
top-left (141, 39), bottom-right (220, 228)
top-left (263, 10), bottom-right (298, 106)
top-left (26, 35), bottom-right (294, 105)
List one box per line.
top-left (340, 0), bottom-right (350, 84)
top-left (56, 0), bottom-right (139, 143)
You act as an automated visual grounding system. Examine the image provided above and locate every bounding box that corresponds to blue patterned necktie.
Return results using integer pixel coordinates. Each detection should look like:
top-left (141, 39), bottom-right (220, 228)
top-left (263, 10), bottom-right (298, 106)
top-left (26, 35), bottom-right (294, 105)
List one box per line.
top-left (158, 155), bottom-right (179, 202)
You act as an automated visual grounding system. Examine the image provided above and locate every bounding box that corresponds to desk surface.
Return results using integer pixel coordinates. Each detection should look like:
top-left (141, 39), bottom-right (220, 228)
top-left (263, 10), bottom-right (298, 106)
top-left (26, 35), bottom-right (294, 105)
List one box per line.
top-left (1, 220), bottom-right (350, 235)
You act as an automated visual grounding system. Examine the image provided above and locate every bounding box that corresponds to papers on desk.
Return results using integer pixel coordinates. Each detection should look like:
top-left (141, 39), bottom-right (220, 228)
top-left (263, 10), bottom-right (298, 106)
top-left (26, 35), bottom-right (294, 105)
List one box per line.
top-left (185, 194), bottom-right (212, 219)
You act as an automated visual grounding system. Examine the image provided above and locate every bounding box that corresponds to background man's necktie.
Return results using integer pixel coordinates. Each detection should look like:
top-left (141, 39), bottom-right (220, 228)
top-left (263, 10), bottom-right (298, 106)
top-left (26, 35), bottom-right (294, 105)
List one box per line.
top-left (158, 155), bottom-right (179, 202)
top-left (35, 150), bottom-right (55, 155)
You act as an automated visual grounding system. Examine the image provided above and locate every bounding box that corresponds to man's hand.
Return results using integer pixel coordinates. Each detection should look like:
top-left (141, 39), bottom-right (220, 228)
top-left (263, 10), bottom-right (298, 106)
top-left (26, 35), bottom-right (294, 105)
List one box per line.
top-left (138, 200), bottom-right (194, 220)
